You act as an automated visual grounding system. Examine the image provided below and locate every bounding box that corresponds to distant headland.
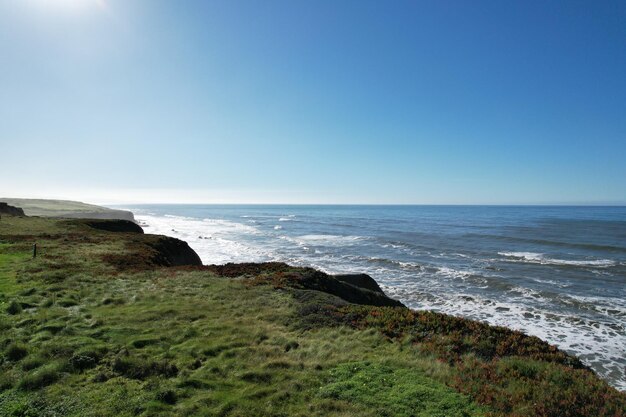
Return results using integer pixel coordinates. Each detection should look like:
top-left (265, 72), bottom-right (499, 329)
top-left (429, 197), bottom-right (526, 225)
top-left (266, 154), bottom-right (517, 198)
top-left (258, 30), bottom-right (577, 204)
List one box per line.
top-left (0, 198), bottom-right (134, 222)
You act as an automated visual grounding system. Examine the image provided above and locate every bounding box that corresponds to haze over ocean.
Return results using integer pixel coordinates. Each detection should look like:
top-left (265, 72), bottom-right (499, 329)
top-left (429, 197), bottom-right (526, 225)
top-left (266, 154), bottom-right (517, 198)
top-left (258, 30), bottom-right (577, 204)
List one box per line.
top-left (118, 204), bottom-right (626, 390)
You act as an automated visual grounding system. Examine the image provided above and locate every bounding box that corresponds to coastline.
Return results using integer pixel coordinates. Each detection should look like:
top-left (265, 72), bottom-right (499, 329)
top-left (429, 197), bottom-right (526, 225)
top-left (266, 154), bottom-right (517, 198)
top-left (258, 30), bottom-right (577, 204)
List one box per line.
top-left (128, 204), bottom-right (626, 391)
top-left (0, 201), bottom-right (624, 415)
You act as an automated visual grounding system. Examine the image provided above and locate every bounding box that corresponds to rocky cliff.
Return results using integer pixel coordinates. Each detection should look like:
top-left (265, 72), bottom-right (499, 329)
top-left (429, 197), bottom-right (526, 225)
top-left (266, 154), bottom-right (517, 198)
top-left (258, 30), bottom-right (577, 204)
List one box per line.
top-left (0, 202), bottom-right (26, 217)
top-left (205, 262), bottom-right (403, 308)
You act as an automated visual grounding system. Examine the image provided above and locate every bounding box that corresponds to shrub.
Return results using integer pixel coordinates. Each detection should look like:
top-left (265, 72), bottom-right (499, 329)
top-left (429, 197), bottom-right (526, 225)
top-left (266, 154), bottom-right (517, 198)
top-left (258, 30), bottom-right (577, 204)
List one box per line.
top-left (58, 299), bottom-right (78, 307)
top-left (69, 353), bottom-right (97, 371)
top-left (452, 356), bottom-right (626, 417)
top-left (21, 356), bottom-right (45, 371)
top-left (240, 372), bottom-right (272, 384)
top-left (42, 271), bottom-right (66, 283)
top-left (19, 288), bottom-right (37, 296)
top-left (5, 343), bottom-right (28, 361)
top-left (19, 363), bottom-right (62, 390)
top-left (6, 300), bottom-right (22, 315)
top-left (92, 372), bottom-right (109, 383)
top-left (112, 356), bottom-right (178, 380)
top-left (130, 338), bottom-right (158, 349)
top-left (156, 389), bottom-right (177, 405)
top-left (0, 374), bottom-right (14, 391)
top-left (284, 341), bottom-right (299, 352)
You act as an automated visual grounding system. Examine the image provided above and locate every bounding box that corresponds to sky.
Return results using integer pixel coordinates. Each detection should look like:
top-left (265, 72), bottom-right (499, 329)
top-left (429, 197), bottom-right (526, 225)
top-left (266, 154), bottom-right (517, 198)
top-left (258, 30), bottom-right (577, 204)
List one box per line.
top-left (1, 0), bottom-right (625, 205)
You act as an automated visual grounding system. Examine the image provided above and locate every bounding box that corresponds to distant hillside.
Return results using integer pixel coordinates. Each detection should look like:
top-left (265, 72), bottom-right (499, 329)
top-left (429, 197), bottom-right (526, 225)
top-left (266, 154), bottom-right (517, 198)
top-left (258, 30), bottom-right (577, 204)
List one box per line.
top-left (0, 198), bottom-right (134, 221)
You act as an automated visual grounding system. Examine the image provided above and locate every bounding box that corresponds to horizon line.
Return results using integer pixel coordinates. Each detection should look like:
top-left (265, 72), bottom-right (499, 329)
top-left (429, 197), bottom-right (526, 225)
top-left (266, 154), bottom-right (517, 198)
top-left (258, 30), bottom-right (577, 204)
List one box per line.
top-left (108, 202), bottom-right (626, 207)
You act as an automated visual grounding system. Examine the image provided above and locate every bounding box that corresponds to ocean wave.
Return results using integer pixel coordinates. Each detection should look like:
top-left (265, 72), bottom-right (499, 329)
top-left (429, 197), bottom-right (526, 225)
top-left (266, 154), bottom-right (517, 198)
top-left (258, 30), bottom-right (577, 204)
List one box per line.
top-left (129, 207), bottom-right (626, 391)
top-left (295, 234), bottom-right (366, 245)
top-left (498, 251), bottom-right (616, 267)
top-left (465, 233), bottom-right (626, 254)
top-left (435, 266), bottom-right (473, 279)
top-left (509, 285), bottom-right (543, 299)
top-left (363, 257), bottom-right (422, 270)
top-left (532, 277), bottom-right (570, 288)
top-left (135, 214), bottom-right (270, 265)
top-left (382, 282), bottom-right (626, 391)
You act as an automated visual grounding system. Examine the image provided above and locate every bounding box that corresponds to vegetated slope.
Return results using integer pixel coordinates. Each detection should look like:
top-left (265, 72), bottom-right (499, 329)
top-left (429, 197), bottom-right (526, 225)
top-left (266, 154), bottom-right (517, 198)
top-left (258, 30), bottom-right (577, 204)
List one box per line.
top-left (0, 198), bottom-right (135, 221)
top-left (0, 216), bottom-right (624, 417)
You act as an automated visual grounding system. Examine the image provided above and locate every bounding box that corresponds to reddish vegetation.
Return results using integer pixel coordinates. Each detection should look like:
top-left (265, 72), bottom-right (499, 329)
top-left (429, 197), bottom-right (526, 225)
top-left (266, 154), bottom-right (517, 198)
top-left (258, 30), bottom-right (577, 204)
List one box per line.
top-left (336, 306), bottom-right (626, 417)
top-left (341, 306), bottom-right (582, 367)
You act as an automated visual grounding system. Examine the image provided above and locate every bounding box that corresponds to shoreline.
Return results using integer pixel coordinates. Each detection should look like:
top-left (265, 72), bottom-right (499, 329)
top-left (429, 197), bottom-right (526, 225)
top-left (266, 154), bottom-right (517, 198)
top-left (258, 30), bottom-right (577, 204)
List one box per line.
top-left (0, 210), bottom-right (624, 415)
top-left (3, 199), bottom-right (625, 388)
top-left (129, 205), bottom-right (626, 392)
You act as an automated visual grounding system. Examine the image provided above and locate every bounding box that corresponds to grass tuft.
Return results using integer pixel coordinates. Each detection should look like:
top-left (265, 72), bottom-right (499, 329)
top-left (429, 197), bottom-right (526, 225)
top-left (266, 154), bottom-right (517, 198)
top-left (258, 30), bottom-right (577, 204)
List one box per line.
top-left (5, 343), bottom-right (28, 361)
top-left (6, 300), bottom-right (22, 315)
top-left (18, 363), bottom-right (63, 390)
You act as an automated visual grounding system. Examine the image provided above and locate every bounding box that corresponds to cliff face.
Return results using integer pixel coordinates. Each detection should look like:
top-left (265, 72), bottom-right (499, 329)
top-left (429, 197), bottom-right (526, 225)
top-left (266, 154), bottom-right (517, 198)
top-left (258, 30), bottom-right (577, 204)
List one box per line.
top-left (58, 210), bottom-right (136, 221)
top-left (0, 202), bottom-right (26, 217)
top-left (147, 236), bottom-right (203, 267)
top-left (53, 219), bottom-right (204, 270)
top-left (205, 262), bottom-right (403, 308)
top-left (78, 219), bottom-right (144, 234)
top-left (333, 273), bottom-right (384, 293)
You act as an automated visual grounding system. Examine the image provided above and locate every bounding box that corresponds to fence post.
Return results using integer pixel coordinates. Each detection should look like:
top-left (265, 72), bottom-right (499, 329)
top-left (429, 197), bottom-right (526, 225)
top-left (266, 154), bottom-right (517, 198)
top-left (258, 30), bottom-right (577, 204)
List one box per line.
top-left (33, 243), bottom-right (37, 259)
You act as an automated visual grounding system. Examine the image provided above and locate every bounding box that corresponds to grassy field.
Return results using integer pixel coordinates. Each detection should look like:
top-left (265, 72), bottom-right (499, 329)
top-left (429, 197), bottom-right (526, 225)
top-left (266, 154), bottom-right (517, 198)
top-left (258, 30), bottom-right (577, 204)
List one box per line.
top-left (0, 198), bottom-right (134, 221)
top-left (0, 216), bottom-right (624, 416)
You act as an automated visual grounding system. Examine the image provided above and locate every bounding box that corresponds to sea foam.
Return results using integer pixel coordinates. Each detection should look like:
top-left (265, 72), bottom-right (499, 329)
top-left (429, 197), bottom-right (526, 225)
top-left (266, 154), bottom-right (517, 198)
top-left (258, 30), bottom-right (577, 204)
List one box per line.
top-left (499, 251), bottom-right (615, 267)
top-left (128, 206), bottom-right (626, 391)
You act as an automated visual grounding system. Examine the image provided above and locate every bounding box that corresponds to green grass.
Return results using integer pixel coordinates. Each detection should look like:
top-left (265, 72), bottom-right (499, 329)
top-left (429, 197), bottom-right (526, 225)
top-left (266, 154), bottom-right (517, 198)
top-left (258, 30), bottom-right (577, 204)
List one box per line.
top-left (0, 244), bottom-right (30, 294)
top-left (0, 215), bottom-right (624, 416)
top-left (320, 361), bottom-right (482, 417)
top-left (0, 198), bottom-right (128, 218)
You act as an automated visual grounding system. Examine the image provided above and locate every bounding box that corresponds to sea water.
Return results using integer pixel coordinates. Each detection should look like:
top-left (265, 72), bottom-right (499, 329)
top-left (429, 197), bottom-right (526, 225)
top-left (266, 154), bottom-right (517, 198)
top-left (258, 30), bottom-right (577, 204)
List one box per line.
top-left (116, 204), bottom-right (626, 390)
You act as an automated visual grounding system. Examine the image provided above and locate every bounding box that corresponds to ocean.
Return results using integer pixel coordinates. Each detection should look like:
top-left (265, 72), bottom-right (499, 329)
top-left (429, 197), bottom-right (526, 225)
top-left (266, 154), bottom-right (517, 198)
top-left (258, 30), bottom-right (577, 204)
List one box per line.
top-left (117, 204), bottom-right (626, 390)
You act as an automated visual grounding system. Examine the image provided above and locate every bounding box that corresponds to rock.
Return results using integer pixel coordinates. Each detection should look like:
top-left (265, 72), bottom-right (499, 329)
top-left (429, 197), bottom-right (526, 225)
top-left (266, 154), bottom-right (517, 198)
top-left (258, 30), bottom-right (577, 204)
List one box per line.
top-left (298, 269), bottom-right (404, 308)
top-left (0, 202), bottom-right (26, 217)
top-left (206, 262), bottom-right (404, 308)
top-left (333, 273), bottom-right (383, 293)
top-left (148, 236), bottom-right (202, 267)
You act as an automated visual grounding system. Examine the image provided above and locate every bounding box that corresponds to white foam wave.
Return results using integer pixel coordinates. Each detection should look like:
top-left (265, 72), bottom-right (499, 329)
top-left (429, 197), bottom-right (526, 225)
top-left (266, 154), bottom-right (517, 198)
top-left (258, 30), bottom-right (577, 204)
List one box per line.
top-left (435, 266), bottom-right (473, 279)
top-left (381, 279), bottom-right (626, 391)
top-left (296, 234), bottom-right (365, 245)
top-left (362, 257), bottom-right (422, 270)
top-left (532, 277), bottom-right (569, 288)
top-left (509, 285), bottom-right (543, 299)
top-left (499, 251), bottom-right (616, 267)
top-left (135, 214), bottom-right (272, 265)
top-left (131, 210), bottom-right (625, 390)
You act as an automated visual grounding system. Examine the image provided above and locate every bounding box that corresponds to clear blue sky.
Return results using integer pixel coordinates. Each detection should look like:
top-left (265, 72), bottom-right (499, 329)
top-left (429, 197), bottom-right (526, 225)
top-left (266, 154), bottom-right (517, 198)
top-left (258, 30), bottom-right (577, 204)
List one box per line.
top-left (1, 0), bottom-right (625, 204)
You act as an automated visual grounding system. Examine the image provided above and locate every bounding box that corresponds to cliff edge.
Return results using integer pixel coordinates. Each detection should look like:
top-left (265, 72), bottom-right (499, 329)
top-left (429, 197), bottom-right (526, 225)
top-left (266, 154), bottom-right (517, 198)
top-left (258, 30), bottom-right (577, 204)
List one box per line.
top-left (0, 202), bottom-right (25, 217)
